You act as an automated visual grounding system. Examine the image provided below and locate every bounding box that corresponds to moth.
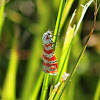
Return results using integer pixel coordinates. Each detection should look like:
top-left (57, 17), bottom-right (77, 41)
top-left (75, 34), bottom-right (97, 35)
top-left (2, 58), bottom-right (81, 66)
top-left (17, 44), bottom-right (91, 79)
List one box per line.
top-left (42, 31), bottom-right (58, 75)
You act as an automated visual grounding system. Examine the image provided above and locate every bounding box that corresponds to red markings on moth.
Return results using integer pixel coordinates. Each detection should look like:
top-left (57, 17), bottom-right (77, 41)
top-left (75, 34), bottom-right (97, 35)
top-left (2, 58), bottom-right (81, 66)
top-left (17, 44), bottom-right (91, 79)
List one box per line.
top-left (42, 31), bottom-right (58, 75)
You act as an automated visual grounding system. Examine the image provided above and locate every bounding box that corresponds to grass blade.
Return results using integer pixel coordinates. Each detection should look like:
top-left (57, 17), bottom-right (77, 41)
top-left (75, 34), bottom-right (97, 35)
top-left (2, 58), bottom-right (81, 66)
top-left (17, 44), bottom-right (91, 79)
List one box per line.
top-left (21, 0), bottom-right (51, 99)
top-left (21, 36), bottom-right (42, 100)
top-left (56, 25), bottom-right (75, 83)
top-left (0, 0), bottom-right (5, 39)
top-left (56, 10), bottom-right (76, 83)
top-left (74, 0), bottom-right (93, 36)
top-left (40, 0), bottom-right (65, 99)
top-left (40, 74), bottom-right (50, 100)
top-left (48, 25), bottom-right (75, 100)
top-left (60, 0), bottom-right (74, 32)
top-left (54, 28), bottom-right (94, 100)
top-left (93, 79), bottom-right (100, 100)
top-left (1, 26), bottom-right (19, 100)
top-left (30, 72), bottom-right (44, 100)
top-left (53, 0), bottom-right (65, 49)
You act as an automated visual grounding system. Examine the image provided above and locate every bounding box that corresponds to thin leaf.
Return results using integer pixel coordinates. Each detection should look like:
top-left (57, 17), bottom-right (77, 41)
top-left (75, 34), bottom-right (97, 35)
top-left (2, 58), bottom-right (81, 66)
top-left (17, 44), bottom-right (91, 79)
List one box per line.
top-left (40, 0), bottom-right (65, 99)
top-left (0, 0), bottom-right (5, 39)
top-left (93, 79), bottom-right (100, 100)
top-left (56, 25), bottom-right (75, 83)
top-left (30, 72), bottom-right (44, 100)
top-left (40, 74), bottom-right (50, 100)
top-left (20, 0), bottom-right (51, 99)
top-left (74, 0), bottom-right (93, 36)
top-left (53, 0), bottom-right (65, 50)
top-left (56, 9), bottom-right (76, 83)
top-left (1, 26), bottom-right (19, 100)
top-left (54, 28), bottom-right (94, 100)
top-left (59, 0), bottom-right (74, 32)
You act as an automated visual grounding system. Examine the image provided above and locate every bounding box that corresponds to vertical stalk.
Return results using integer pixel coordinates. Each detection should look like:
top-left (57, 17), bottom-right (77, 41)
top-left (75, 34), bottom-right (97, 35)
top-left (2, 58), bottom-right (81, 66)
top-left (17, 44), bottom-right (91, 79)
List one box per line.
top-left (40, 0), bottom-right (65, 99)
top-left (2, 25), bottom-right (19, 100)
top-left (53, 0), bottom-right (65, 50)
top-left (40, 74), bottom-right (50, 100)
top-left (0, 0), bottom-right (5, 39)
top-left (93, 79), bottom-right (100, 100)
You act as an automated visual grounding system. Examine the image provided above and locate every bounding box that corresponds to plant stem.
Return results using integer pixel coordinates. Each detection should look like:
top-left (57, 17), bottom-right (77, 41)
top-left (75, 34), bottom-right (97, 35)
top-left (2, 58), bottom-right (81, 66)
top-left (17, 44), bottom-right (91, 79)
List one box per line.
top-left (0, 0), bottom-right (5, 39)
top-left (53, 0), bottom-right (65, 50)
top-left (93, 79), bottom-right (100, 100)
top-left (54, 28), bottom-right (94, 100)
top-left (40, 74), bottom-right (50, 100)
top-left (40, 0), bottom-right (65, 100)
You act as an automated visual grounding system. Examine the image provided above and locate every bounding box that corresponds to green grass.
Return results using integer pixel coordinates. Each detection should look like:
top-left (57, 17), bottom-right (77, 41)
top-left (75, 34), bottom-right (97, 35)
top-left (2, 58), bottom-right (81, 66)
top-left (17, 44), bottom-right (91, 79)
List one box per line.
top-left (53, 28), bottom-right (94, 100)
top-left (94, 79), bottom-right (100, 100)
top-left (0, 0), bottom-right (99, 100)
top-left (41, 0), bottom-right (94, 100)
top-left (48, 1), bottom-right (94, 99)
top-left (1, 26), bottom-right (19, 100)
top-left (0, 0), bottom-right (5, 39)
top-left (40, 0), bottom-right (65, 99)
top-left (56, 10), bottom-right (76, 83)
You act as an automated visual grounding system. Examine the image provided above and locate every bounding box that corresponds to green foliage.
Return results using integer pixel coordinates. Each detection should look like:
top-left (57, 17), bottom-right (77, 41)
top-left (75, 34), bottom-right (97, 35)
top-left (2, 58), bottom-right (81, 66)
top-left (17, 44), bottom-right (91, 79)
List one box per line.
top-left (0, 0), bottom-right (5, 39)
top-left (1, 26), bottom-right (19, 100)
top-left (0, 0), bottom-right (100, 100)
top-left (94, 79), bottom-right (100, 100)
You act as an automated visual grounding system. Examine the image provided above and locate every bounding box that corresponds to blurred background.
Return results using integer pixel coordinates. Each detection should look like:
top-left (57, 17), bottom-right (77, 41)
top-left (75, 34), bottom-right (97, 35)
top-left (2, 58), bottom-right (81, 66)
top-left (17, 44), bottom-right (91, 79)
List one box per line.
top-left (0, 0), bottom-right (100, 100)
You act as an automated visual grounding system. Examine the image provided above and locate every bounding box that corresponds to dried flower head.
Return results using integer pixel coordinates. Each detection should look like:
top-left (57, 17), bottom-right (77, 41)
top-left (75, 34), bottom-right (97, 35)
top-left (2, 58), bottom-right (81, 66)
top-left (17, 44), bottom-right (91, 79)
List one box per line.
top-left (61, 72), bottom-right (69, 82)
top-left (54, 82), bottom-right (61, 91)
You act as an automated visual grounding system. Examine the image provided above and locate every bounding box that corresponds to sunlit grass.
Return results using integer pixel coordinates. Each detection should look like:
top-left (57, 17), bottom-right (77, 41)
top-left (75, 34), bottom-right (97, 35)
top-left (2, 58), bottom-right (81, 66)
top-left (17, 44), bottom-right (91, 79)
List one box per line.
top-left (0, 0), bottom-right (5, 39)
top-left (40, 0), bottom-right (65, 99)
top-left (56, 10), bottom-right (76, 83)
top-left (2, 26), bottom-right (19, 100)
top-left (94, 79), bottom-right (100, 100)
top-left (0, 0), bottom-right (99, 100)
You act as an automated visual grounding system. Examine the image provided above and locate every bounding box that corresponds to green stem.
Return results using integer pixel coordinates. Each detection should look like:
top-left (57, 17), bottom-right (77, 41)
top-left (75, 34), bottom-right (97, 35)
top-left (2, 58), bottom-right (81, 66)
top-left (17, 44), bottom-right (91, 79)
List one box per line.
top-left (30, 72), bottom-right (44, 100)
top-left (93, 79), bottom-right (100, 100)
top-left (1, 27), bottom-right (19, 100)
top-left (53, 0), bottom-right (65, 50)
top-left (0, 0), bottom-right (5, 39)
top-left (40, 74), bottom-right (50, 100)
top-left (54, 28), bottom-right (94, 100)
top-left (40, 0), bottom-right (65, 99)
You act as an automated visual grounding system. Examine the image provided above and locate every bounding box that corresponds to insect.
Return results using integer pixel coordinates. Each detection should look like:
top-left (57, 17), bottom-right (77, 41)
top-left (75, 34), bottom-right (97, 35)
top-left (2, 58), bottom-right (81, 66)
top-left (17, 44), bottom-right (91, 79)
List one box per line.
top-left (42, 31), bottom-right (58, 75)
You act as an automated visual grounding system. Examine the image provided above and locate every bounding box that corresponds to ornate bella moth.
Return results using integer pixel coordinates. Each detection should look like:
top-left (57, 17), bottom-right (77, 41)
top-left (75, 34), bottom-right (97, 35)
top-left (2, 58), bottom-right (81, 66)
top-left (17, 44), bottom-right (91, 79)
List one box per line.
top-left (42, 31), bottom-right (58, 75)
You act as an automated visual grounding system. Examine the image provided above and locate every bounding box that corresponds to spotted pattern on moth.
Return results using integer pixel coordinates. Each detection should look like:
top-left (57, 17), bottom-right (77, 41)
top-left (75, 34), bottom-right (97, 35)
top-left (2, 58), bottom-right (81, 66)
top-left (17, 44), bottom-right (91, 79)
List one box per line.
top-left (42, 31), bottom-right (58, 75)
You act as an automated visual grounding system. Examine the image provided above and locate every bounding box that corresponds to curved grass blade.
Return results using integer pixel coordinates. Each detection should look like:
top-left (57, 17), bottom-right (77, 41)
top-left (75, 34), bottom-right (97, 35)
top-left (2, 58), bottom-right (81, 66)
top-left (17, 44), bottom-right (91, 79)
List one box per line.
top-left (74, 0), bottom-right (93, 36)
top-left (54, 28), bottom-right (94, 100)
top-left (56, 25), bottom-right (75, 83)
top-left (56, 10), bottom-right (76, 83)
